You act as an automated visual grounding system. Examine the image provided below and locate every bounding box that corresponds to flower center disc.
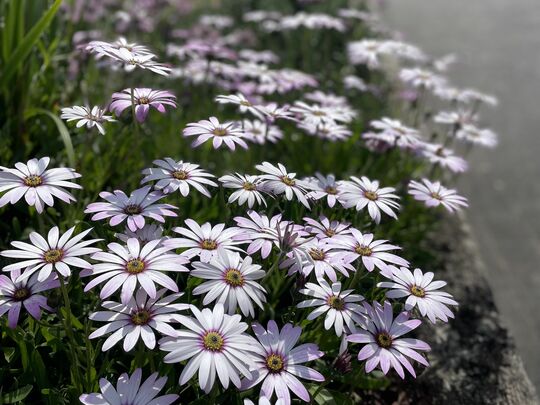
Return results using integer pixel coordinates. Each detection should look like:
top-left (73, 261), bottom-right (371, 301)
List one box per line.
top-left (172, 170), bottom-right (188, 180)
top-left (324, 229), bottom-right (336, 237)
top-left (200, 239), bottom-right (217, 250)
top-left (124, 204), bottom-right (142, 215)
top-left (266, 354), bottom-right (285, 373)
top-left (309, 248), bottom-right (325, 261)
top-left (24, 175), bottom-right (43, 187)
top-left (126, 259), bottom-right (145, 274)
top-left (138, 96), bottom-right (149, 104)
top-left (13, 287), bottom-right (30, 301)
top-left (44, 249), bottom-right (63, 263)
top-left (313, 110), bottom-right (326, 117)
top-left (242, 182), bottom-right (256, 191)
top-left (354, 244), bottom-right (372, 256)
top-left (240, 100), bottom-right (252, 106)
top-left (376, 332), bottom-right (393, 348)
top-left (131, 309), bottom-right (151, 325)
top-left (363, 191), bottom-right (378, 201)
top-left (430, 192), bottom-right (442, 200)
top-left (224, 268), bottom-right (244, 287)
top-left (281, 176), bottom-right (296, 186)
top-left (327, 295), bottom-right (345, 311)
top-left (203, 331), bottom-right (224, 351)
top-left (410, 285), bottom-right (426, 298)
top-left (325, 186), bottom-right (338, 195)
top-left (212, 128), bottom-right (228, 136)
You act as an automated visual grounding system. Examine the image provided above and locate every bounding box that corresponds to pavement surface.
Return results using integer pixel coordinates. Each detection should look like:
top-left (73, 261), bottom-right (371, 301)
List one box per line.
top-left (383, 0), bottom-right (540, 392)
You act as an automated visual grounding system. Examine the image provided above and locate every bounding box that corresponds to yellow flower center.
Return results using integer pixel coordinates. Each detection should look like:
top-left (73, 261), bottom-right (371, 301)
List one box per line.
top-left (126, 259), bottom-right (145, 274)
top-left (240, 100), bottom-right (252, 106)
top-left (430, 192), bottom-right (442, 200)
top-left (124, 204), bottom-right (142, 215)
top-left (324, 229), bottom-right (336, 237)
top-left (212, 127), bottom-right (228, 136)
top-left (266, 354), bottom-right (285, 373)
top-left (363, 191), bottom-right (378, 201)
top-left (313, 110), bottom-right (326, 117)
top-left (203, 331), bottom-right (224, 351)
top-left (309, 248), bottom-right (325, 261)
top-left (13, 287), bottom-right (30, 301)
top-left (281, 176), bottom-right (295, 186)
top-left (24, 175), bottom-right (43, 187)
top-left (376, 332), bottom-right (393, 348)
top-left (242, 182), bottom-right (256, 191)
top-left (224, 268), bottom-right (244, 287)
top-left (327, 295), bottom-right (345, 310)
top-left (410, 285), bottom-right (426, 298)
top-left (44, 249), bottom-right (63, 263)
top-left (172, 170), bottom-right (188, 180)
top-left (200, 239), bottom-right (217, 250)
top-left (325, 186), bottom-right (338, 195)
top-left (131, 309), bottom-right (151, 325)
top-left (354, 245), bottom-right (372, 256)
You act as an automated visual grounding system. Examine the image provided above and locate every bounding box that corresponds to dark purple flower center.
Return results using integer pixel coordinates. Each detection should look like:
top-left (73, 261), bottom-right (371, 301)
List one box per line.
top-left (265, 353), bottom-right (285, 373)
top-left (44, 249), bottom-right (63, 263)
top-left (376, 332), bottom-right (393, 348)
top-left (131, 309), bottom-right (151, 325)
top-left (203, 331), bottom-right (224, 351)
top-left (124, 204), bottom-right (142, 215)
top-left (24, 175), bottom-right (43, 187)
top-left (138, 97), bottom-right (150, 105)
top-left (410, 285), bottom-right (426, 298)
top-left (13, 287), bottom-right (30, 301)
top-left (126, 259), bottom-right (145, 274)
top-left (224, 268), bottom-right (244, 287)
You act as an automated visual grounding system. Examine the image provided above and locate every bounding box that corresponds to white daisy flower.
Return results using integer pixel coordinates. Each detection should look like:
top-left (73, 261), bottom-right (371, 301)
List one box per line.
top-left (339, 176), bottom-right (400, 223)
top-left (408, 179), bottom-right (468, 213)
top-left (378, 266), bottom-right (458, 323)
top-left (219, 173), bottom-right (268, 208)
top-left (60, 105), bottom-right (115, 135)
top-left (243, 120), bottom-right (283, 145)
top-left (1, 226), bottom-right (101, 282)
top-left (183, 116), bottom-right (248, 150)
top-left (191, 249), bottom-right (266, 317)
top-left (215, 93), bottom-right (265, 119)
top-left (115, 224), bottom-right (166, 245)
top-left (255, 162), bottom-right (310, 208)
top-left (298, 279), bottom-right (365, 336)
top-left (399, 68), bottom-right (447, 90)
top-left (455, 124), bottom-right (498, 148)
top-left (159, 303), bottom-right (261, 393)
top-left (141, 158), bottom-right (217, 197)
top-left (419, 143), bottom-right (468, 173)
top-left (304, 173), bottom-right (344, 208)
top-left (0, 157), bottom-right (81, 213)
top-left (89, 287), bottom-right (188, 351)
top-left (303, 216), bottom-right (352, 240)
top-left (97, 47), bottom-right (171, 76)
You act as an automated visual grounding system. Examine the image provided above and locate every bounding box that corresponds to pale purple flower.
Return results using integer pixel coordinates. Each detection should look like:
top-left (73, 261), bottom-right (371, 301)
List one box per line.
top-left (304, 91), bottom-right (348, 107)
top-left (280, 12), bottom-right (345, 31)
top-left (455, 124), bottom-right (498, 148)
top-left (347, 301), bottom-right (431, 378)
top-left (255, 162), bottom-right (310, 208)
top-left (159, 304), bottom-right (260, 393)
top-left (399, 68), bottom-right (447, 90)
top-left (85, 186), bottom-right (178, 232)
top-left (219, 173), bottom-right (268, 208)
top-left (1, 226), bottom-right (100, 282)
top-left (191, 249), bottom-right (266, 317)
top-left (0, 157), bottom-right (81, 213)
top-left (110, 88), bottom-right (177, 122)
top-left (257, 103), bottom-right (295, 122)
top-left (115, 224), bottom-right (165, 245)
top-left (216, 93), bottom-right (265, 119)
top-left (299, 121), bottom-right (352, 141)
top-left (379, 266), bottom-right (458, 323)
top-left (85, 37), bottom-right (153, 57)
top-left (0, 269), bottom-right (59, 329)
top-left (433, 109), bottom-right (478, 127)
top-left (243, 120), bottom-right (283, 144)
top-left (369, 117), bottom-right (422, 149)
top-left (330, 228), bottom-right (409, 272)
top-left (303, 216), bottom-right (352, 240)
top-left (164, 219), bottom-right (243, 262)
top-left (461, 88), bottom-right (498, 107)
top-left (233, 211), bottom-right (290, 258)
top-left (183, 116), bottom-right (248, 150)
top-left (298, 279), bottom-right (365, 336)
top-left (290, 101), bottom-right (353, 126)
top-left (79, 368), bottom-right (178, 405)
top-left (339, 176), bottom-right (400, 223)
top-left (96, 47), bottom-right (171, 76)
top-left (61, 105), bottom-right (116, 135)
top-left (84, 238), bottom-right (189, 304)
top-left (89, 287), bottom-right (188, 351)
top-left (241, 321), bottom-right (325, 405)
top-left (419, 143), bottom-right (468, 173)
top-left (408, 179), bottom-right (468, 213)
top-left (344, 75), bottom-right (368, 91)
top-left (141, 158), bottom-right (217, 197)
top-left (303, 173), bottom-right (344, 208)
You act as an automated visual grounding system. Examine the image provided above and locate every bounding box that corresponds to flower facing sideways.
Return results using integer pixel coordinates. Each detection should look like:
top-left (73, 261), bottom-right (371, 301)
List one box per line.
top-left (110, 88), bottom-right (177, 122)
top-left (61, 105), bottom-right (115, 135)
top-left (183, 117), bottom-right (248, 150)
top-left (408, 179), bottom-right (468, 213)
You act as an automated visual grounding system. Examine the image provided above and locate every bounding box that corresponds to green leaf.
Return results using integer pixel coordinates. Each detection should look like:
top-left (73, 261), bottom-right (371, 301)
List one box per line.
top-left (309, 386), bottom-right (337, 405)
top-left (0, 0), bottom-right (61, 88)
top-left (25, 108), bottom-right (76, 167)
top-left (1, 385), bottom-right (32, 404)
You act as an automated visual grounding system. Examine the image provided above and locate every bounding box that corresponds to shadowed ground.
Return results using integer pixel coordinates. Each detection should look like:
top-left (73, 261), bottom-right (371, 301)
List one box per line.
top-left (383, 0), bottom-right (540, 391)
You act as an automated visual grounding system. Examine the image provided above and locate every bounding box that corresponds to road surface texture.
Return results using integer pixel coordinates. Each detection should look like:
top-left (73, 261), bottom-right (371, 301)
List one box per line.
top-left (383, 0), bottom-right (540, 392)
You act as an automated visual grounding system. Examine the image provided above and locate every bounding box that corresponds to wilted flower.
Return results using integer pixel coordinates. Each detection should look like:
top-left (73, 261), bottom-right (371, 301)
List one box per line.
top-left (61, 105), bottom-right (116, 135)
top-left (0, 157), bottom-right (81, 213)
top-left (110, 88), bottom-right (177, 122)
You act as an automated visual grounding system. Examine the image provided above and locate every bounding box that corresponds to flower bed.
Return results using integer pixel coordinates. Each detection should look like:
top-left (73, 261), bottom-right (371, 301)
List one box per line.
top-left (0, 1), bottom-right (512, 404)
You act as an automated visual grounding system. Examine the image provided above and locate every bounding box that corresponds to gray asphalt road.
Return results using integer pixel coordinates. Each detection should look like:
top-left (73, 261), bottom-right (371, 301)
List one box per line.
top-left (383, 0), bottom-right (540, 391)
